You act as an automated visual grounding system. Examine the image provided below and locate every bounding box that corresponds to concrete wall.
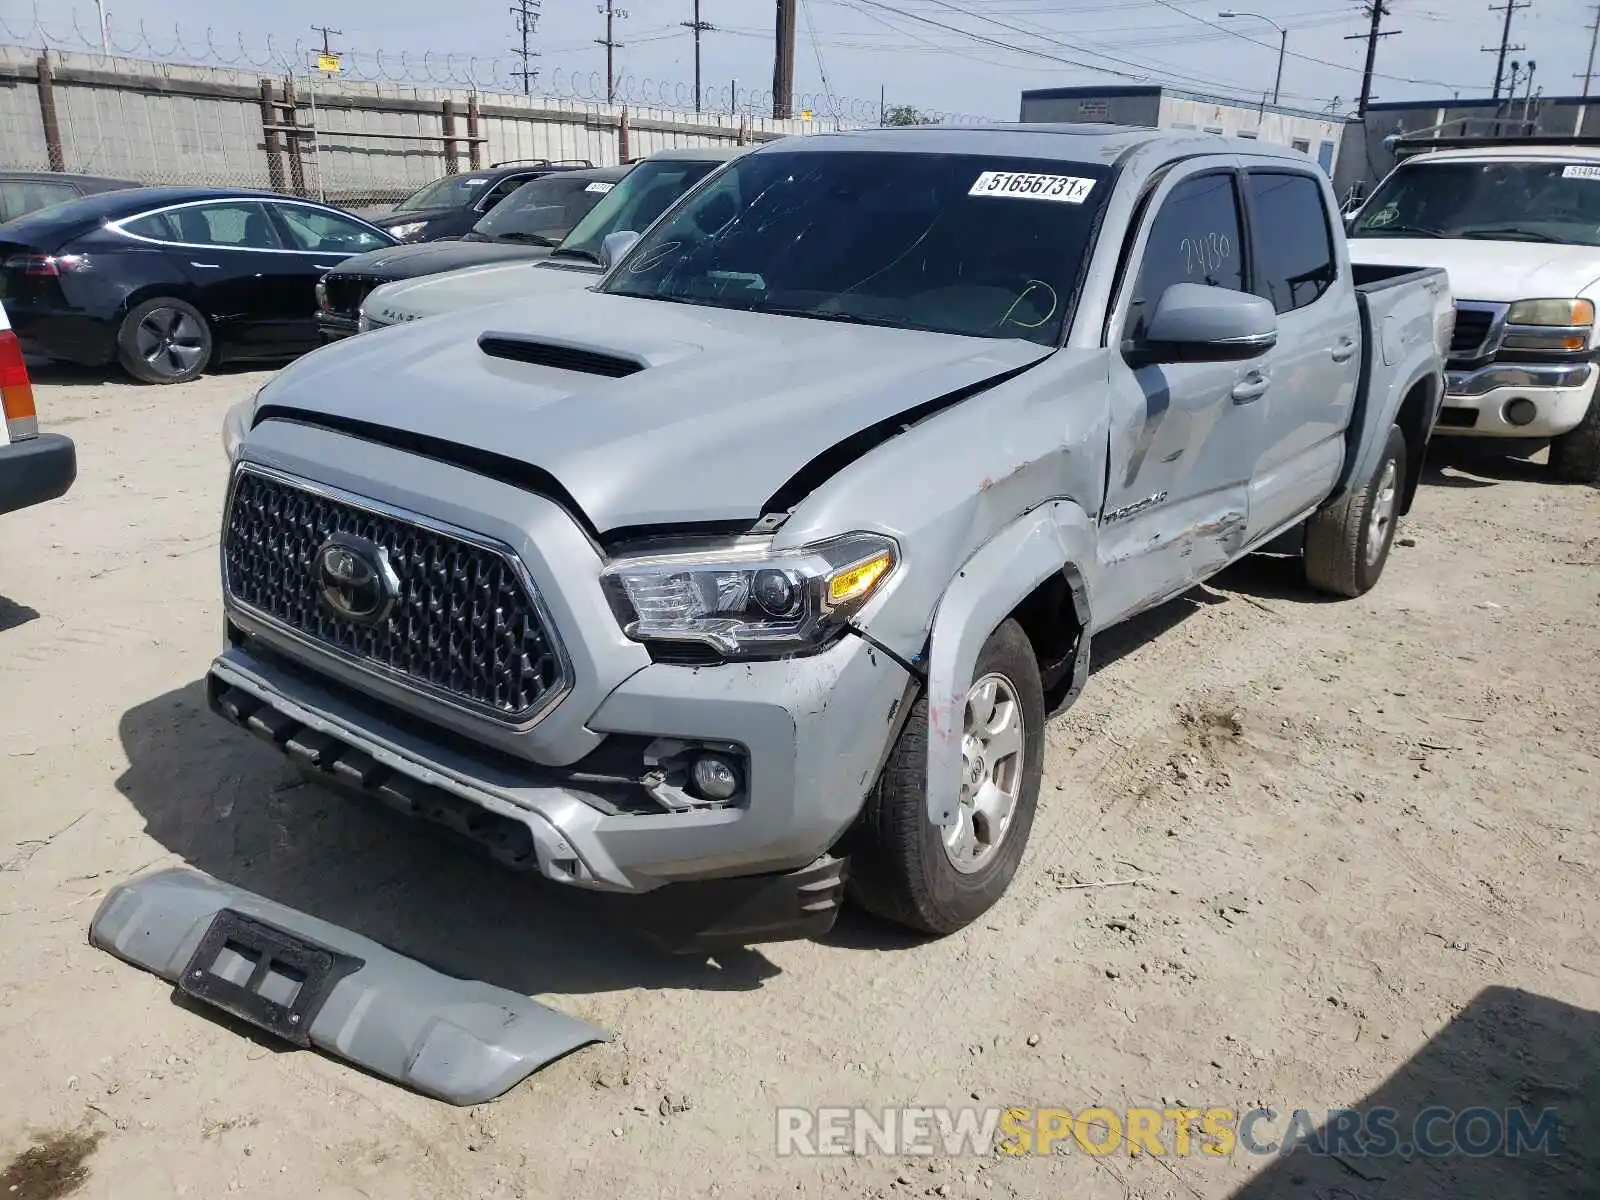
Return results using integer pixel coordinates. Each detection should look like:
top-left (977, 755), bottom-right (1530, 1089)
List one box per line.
top-left (0, 45), bottom-right (837, 202)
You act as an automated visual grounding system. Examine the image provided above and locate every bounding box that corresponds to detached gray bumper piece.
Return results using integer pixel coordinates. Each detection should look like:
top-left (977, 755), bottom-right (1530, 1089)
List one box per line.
top-left (90, 867), bottom-right (608, 1105)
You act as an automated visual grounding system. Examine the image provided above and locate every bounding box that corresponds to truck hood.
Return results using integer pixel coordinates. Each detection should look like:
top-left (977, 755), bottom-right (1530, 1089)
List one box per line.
top-left (365, 257), bottom-right (601, 325)
top-left (328, 240), bottom-right (557, 281)
top-left (255, 290), bottom-right (1052, 533)
top-left (1348, 238), bottom-right (1600, 303)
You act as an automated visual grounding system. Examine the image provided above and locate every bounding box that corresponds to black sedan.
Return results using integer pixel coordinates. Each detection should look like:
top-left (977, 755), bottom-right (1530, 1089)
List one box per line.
top-left (316, 165), bottom-right (630, 340)
top-left (0, 187), bottom-right (396, 383)
top-left (0, 170), bottom-right (139, 222)
top-left (359, 159), bottom-right (594, 243)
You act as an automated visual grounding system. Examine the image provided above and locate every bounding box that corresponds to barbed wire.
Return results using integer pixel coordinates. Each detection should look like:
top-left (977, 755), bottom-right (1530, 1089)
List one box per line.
top-left (1, 7), bottom-right (995, 126)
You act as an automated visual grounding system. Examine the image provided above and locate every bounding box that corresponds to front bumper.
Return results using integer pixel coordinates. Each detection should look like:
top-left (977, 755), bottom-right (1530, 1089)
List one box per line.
top-left (1438, 361), bottom-right (1597, 438)
top-left (0, 433), bottom-right (76, 516)
top-left (210, 623), bottom-right (910, 897)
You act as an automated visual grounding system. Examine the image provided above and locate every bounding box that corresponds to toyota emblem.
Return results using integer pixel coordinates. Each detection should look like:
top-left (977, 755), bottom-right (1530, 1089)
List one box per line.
top-left (313, 533), bottom-right (398, 626)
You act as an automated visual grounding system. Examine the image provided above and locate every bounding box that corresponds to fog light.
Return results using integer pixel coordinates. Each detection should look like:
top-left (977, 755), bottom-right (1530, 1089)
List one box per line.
top-left (1504, 397), bottom-right (1538, 427)
top-left (690, 754), bottom-right (741, 801)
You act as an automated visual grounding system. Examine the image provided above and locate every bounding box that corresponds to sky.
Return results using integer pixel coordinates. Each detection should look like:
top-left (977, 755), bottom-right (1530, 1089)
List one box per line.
top-left (9, 0), bottom-right (1600, 119)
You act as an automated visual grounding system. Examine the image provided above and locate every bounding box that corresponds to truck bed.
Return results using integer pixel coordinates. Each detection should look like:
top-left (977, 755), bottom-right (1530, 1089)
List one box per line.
top-left (1335, 263), bottom-right (1452, 509)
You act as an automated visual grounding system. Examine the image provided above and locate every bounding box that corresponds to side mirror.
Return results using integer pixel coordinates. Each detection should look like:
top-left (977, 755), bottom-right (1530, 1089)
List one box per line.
top-left (1127, 282), bottom-right (1278, 366)
top-left (600, 230), bottom-right (640, 270)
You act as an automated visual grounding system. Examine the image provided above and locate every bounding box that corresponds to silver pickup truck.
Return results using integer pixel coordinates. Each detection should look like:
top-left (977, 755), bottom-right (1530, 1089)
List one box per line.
top-left (213, 126), bottom-right (1450, 949)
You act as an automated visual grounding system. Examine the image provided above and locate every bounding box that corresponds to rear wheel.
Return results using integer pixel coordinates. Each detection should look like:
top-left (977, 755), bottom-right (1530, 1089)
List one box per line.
top-left (1304, 423), bottom-right (1405, 597)
top-left (848, 618), bottom-right (1044, 935)
top-left (1548, 391), bottom-right (1600, 483)
top-left (116, 298), bottom-right (212, 384)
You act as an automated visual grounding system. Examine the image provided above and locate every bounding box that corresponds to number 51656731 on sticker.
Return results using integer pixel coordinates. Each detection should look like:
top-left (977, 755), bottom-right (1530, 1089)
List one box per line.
top-left (968, 171), bottom-right (1096, 203)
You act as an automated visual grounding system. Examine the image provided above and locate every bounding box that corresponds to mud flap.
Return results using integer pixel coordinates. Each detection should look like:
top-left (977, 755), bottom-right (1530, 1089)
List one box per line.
top-left (89, 867), bottom-right (608, 1106)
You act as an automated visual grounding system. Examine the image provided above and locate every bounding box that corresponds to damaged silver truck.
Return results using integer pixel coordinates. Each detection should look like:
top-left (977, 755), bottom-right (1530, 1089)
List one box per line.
top-left (212, 126), bottom-right (1451, 948)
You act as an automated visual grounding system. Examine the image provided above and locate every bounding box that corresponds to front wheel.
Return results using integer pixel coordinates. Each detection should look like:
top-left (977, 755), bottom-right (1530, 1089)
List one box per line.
top-left (847, 618), bottom-right (1045, 935)
top-left (1548, 391), bottom-right (1600, 483)
top-left (116, 298), bottom-right (212, 384)
top-left (1304, 423), bottom-right (1406, 598)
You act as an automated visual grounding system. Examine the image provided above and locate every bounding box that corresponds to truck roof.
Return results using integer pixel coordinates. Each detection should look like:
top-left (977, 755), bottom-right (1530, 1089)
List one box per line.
top-left (1399, 143), bottom-right (1600, 165)
top-left (747, 122), bottom-right (1319, 167)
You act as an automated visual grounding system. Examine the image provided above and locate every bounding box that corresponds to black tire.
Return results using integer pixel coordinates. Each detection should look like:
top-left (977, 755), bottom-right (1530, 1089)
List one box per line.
top-left (848, 618), bottom-right (1045, 935)
top-left (1304, 423), bottom-right (1406, 598)
top-left (1548, 391), bottom-right (1600, 483)
top-left (116, 297), bottom-right (212, 384)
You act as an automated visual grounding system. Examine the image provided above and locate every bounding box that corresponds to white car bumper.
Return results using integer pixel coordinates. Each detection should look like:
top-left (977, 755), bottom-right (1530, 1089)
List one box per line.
top-left (1438, 361), bottom-right (1597, 438)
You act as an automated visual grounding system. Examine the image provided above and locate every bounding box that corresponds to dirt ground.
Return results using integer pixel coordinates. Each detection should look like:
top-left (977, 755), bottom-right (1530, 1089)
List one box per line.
top-left (1, 364), bottom-right (1597, 1200)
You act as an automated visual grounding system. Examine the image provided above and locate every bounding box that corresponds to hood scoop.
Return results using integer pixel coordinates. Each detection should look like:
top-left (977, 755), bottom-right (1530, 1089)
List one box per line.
top-left (478, 331), bottom-right (645, 378)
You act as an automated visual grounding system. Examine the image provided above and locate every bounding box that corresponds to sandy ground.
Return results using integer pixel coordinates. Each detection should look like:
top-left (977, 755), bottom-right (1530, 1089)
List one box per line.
top-left (1, 363), bottom-right (1597, 1200)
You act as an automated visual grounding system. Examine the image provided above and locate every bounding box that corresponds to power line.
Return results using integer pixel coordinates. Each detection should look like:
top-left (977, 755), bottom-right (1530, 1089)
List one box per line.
top-left (510, 0), bottom-right (541, 95)
top-left (1483, 0), bottom-right (1530, 100)
top-left (1147, 0), bottom-right (1482, 93)
top-left (799, 0), bottom-right (840, 117)
top-left (682, 1), bottom-right (716, 112)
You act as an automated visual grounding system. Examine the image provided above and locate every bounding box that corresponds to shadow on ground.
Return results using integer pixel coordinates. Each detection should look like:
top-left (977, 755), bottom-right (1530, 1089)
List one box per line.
top-left (116, 680), bottom-right (783, 997)
top-left (0, 596), bottom-right (41, 634)
top-left (26, 358), bottom-right (282, 388)
top-left (1229, 985), bottom-right (1598, 1200)
top-left (1424, 439), bottom-right (1554, 488)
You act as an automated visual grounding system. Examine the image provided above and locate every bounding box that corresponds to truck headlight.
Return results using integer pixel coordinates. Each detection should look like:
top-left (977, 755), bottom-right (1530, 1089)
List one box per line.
top-left (600, 532), bottom-right (898, 659)
top-left (386, 221), bottom-right (429, 241)
top-left (357, 304), bottom-right (373, 333)
top-left (1506, 298), bottom-right (1595, 327)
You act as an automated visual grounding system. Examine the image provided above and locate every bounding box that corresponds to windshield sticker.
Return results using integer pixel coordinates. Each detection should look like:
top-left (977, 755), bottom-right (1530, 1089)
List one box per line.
top-left (1562, 164), bottom-right (1600, 180)
top-left (462, 177), bottom-right (489, 187)
top-left (969, 171), bottom-right (1096, 203)
top-left (1363, 204), bottom-right (1399, 228)
top-left (584, 181), bottom-right (616, 194)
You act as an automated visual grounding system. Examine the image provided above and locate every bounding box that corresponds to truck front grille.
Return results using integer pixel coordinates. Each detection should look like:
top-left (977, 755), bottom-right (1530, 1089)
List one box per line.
top-left (222, 466), bottom-right (568, 724)
top-left (321, 274), bottom-right (381, 318)
top-left (1449, 303), bottom-right (1505, 361)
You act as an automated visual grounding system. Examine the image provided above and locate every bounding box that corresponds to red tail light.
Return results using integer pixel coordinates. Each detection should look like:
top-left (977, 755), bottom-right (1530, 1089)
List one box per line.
top-left (2, 253), bottom-right (90, 277)
top-left (0, 329), bottom-right (38, 440)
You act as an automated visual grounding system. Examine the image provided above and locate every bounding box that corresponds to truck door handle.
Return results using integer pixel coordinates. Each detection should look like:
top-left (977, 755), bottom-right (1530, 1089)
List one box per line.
top-left (1231, 371), bottom-right (1271, 404)
top-left (1331, 337), bottom-right (1357, 363)
top-left (313, 264), bottom-right (337, 271)
top-left (189, 261), bottom-right (220, 269)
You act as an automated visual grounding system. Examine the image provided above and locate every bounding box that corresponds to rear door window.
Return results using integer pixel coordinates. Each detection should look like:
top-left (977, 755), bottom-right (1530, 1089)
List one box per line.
top-left (123, 202), bottom-right (283, 249)
top-left (1244, 171), bottom-right (1337, 314)
top-left (1126, 172), bottom-right (1245, 340)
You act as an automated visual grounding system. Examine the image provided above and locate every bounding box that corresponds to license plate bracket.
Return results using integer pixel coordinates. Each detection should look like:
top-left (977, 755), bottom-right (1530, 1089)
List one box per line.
top-left (178, 909), bottom-right (363, 1047)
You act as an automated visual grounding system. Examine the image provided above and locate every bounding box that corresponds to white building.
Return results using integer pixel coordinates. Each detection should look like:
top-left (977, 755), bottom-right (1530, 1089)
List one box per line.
top-left (1019, 85), bottom-right (1346, 173)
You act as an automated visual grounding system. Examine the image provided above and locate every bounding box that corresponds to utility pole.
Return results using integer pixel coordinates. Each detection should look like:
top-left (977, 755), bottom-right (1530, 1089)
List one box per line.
top-left (1578, 4), bottom-right (1600, 95)
top-left (682, 1), bottom-right (715, 113)
top-left (311, 24), bottom-right (342, 56)
top-left (1483, 0), bottom-right (1530, 100)
top-left (1345, 1), bottom-right (1398, 119)
top-left (596, 1), bottom-right (628, 105)
top-left (772, 0), bottom-right (796, 119)
top-left (510, 0), bottom-right (542, 95)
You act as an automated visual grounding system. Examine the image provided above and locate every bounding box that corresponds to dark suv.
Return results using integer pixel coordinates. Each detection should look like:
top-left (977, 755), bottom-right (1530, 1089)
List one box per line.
top-left (361, 160), bottom-right (594, 244)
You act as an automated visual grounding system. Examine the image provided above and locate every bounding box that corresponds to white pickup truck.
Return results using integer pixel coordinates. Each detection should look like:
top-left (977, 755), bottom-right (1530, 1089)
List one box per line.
top-left (1348, 142), bottom-right (1600, 481)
